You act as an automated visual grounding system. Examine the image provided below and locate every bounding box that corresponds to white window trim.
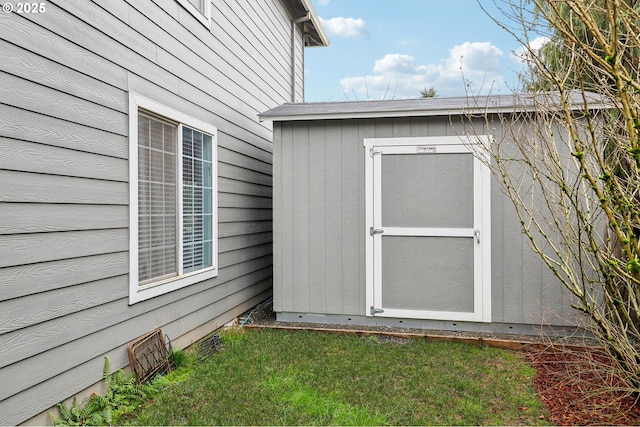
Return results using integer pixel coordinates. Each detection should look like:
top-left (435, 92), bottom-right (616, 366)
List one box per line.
top-left (129, 92), bottom-right (218, 304)
top-left (176, 0), bottom-right (211, 28)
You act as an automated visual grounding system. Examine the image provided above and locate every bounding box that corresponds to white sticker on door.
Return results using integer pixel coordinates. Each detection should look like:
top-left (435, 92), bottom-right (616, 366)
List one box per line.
top-left (416, 146), bottom-right (437, 153)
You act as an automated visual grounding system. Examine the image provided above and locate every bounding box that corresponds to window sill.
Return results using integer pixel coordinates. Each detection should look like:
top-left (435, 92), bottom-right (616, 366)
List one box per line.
top-left (129, 267), bottom-right (218, 305)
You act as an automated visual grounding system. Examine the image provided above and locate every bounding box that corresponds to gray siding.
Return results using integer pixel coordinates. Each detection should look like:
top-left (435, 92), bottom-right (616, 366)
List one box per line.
top-left (272, 116), bottom-right (576, 327)
top-left (0, 0), bottom-right (305, 424)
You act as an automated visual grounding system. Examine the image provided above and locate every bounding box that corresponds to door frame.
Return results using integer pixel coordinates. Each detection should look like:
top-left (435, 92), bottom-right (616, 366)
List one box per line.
top-left (364, 136), bottom-right (492, 322)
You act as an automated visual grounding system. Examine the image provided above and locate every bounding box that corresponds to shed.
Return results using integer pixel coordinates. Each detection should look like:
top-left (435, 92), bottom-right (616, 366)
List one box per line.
top-left (260, 95), bottom-right (588, 335)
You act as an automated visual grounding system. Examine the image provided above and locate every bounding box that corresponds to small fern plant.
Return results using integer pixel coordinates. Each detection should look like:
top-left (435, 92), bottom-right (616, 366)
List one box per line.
top-left (53, 395), bottom-right (106, 426)
top-left (101, 356), bottom-right (150, 413)
top-left (52, 357), bottom-right (154, 426)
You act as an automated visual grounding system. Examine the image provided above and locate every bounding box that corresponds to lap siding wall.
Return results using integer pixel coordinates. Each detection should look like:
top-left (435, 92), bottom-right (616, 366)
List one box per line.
top-left (0, 0), bottom-right (305, 423)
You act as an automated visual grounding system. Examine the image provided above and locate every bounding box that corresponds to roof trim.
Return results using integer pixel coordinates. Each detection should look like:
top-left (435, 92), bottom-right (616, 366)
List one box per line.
top-left (259, 93), bottom-right (610, 122)
top-left (302, 0), bottom-right (329, 47)
top-left (291, 0), bottom-right (329, 47)
top-left (260, 104), bottom-right (521, 122)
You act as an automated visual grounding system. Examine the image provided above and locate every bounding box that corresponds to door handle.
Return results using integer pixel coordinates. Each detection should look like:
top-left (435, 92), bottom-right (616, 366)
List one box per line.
top-left (474, 229), bottom-right (480, 244)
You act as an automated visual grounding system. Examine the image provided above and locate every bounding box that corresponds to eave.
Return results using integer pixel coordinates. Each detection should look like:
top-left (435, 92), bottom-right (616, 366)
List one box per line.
top-left (283, 0), bottom-right (329, 47)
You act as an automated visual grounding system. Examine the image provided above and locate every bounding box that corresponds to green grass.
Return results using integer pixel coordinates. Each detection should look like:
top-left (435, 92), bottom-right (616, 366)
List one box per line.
top-left (124, 328), bottom-right (549, 426)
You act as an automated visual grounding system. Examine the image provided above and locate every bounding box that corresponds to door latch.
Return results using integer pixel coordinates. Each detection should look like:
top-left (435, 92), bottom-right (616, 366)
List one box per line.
top-left (370, 227), bottom-right (384, 236)
top-left (474, 229), bottom-right (481, 244)
top-left (370, 306), bottom-right (384, 315)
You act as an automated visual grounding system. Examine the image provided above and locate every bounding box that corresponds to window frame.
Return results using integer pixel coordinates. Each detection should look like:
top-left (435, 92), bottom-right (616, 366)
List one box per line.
top-left (129, 92), bottom-right (218, 304)
top-left (176, 0), bottom-right (212, 28)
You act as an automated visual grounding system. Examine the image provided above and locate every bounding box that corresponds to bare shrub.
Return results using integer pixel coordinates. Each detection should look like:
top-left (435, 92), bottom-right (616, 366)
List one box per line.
top-left (469, 0), bottom-right (640, 391)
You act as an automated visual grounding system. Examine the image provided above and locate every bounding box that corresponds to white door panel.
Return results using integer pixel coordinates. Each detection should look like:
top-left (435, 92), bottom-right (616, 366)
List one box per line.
top-left (364, 136), bottom-right (491, 322)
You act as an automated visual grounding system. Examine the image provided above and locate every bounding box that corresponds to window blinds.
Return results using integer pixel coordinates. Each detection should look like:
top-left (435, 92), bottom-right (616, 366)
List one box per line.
top-left (138, 113), bottom-right (178, 284)
top-left (182, 126), bottom-right (214, 273)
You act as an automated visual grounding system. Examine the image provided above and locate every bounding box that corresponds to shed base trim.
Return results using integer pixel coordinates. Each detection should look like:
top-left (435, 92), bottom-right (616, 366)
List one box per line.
top-left (276, 312), bottom-right (581, 337)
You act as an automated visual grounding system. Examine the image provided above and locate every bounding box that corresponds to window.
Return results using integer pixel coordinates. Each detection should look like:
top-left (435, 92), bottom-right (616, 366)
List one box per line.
top-left (129, 93), bottom-right (218, 304)
top-left (176, 0), bottom-right (211, 27)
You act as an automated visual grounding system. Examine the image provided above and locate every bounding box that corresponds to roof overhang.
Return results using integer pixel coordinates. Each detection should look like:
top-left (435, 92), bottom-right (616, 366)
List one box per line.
top-left (260, 92), bottom-right (610, 122)
top-left (283, 0), bottom-right (329, 47)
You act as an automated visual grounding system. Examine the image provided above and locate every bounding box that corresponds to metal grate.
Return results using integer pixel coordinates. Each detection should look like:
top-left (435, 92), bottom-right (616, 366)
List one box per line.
top-left (127, 328), bottom-right (171, 383)
top-left (197, 334), bottom-right (222, 361)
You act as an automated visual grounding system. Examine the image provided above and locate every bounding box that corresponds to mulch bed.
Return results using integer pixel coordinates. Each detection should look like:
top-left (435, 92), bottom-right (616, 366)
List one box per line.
top-left (529, 350), bottom-right (640, 425)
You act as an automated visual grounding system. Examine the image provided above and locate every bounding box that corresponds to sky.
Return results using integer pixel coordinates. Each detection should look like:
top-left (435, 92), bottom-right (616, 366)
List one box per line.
top-left (304, 0), bottom-right (532, 102)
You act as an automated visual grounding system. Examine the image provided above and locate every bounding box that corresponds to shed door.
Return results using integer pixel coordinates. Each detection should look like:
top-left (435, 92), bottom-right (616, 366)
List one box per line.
top-left (364, 137), bottom-right (491, 322)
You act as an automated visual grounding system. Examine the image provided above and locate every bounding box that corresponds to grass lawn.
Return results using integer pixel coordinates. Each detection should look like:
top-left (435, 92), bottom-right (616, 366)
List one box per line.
top-left (123, 328), bottom-right (549, 426)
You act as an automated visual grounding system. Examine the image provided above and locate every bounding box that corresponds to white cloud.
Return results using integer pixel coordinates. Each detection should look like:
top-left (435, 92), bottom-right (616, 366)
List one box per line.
top-left (512, 36), bottom-right (551, 62)
top-left (529, 36), bottom-right (550, 51)
top-left (317, 0), bottom-right (330, 5)
top-left (319, 17), bottom-right (368, 38)
top-left (373, 53), bottom-right (419, 74)
top-left (448, 42), bottom-right (502, 74)
top-left (340, 42), bottom-right (505, 100)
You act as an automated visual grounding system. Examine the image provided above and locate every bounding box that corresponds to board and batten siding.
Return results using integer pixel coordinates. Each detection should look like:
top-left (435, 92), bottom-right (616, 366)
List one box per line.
top-left (273, 116), bottom-right (576, 328)
top-left (0, 0), bottom-right (311, 423)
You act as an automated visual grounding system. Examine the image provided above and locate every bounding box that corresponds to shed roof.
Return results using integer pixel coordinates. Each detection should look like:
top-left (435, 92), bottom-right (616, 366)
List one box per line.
top-left (259, 92), bottom-right (608, 122)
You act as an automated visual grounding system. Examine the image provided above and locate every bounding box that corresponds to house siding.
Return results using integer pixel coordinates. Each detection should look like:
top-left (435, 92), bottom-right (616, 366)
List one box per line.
top-left (272, 116), bottom-right (576, 328)
top-left (0, 0), bottom-right (307, 424)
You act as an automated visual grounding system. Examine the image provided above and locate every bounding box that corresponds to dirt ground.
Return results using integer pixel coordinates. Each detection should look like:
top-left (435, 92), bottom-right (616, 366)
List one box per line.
top-left (240, 299), bottom-right (640, 425)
